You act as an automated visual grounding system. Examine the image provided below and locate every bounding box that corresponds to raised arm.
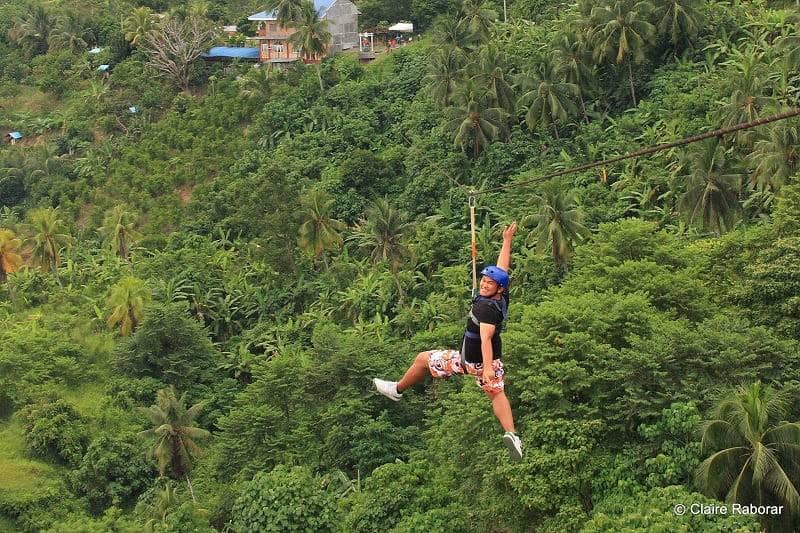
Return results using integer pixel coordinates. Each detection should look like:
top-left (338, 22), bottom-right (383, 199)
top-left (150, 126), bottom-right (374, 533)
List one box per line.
top-left (496, 222), bottom-right (517, 272)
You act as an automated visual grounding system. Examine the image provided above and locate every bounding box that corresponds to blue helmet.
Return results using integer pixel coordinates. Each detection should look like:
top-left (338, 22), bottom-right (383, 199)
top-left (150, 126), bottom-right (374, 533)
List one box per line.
top-left (480, 265), bottom-right (509, 289)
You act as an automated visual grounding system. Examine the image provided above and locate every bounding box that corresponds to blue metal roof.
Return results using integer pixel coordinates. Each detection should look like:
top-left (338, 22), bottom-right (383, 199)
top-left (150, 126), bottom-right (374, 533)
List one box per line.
top-left (8, 131), bottom-right (22, 140)
top-left (97, 64), bottom-right (110, 71)
top-left (88, 47), bottom-right (103, 54)
top-left (203, 47), bottom-right (260, 60)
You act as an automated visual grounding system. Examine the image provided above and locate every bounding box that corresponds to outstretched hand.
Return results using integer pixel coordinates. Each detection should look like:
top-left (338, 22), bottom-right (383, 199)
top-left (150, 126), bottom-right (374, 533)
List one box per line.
top-left (503, 222), bottom-right (517, 241)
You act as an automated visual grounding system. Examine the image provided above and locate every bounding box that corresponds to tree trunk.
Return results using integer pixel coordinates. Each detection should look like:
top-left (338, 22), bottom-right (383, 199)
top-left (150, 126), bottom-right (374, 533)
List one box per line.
top-left (553, 122), bottom-right (560, 141)
top-left (579, 92), bottom-right (588, 124)
top-left (317, 64), bottom-right (324, 92)
top-left (627, 61), bottom-right (637, 107)
top-left (185, 474), bottom-right (197, 503)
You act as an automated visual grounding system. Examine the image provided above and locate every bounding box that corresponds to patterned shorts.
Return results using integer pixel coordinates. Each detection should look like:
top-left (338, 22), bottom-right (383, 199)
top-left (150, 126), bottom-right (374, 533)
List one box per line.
top-left (426, 349), bottom-right (505, 395)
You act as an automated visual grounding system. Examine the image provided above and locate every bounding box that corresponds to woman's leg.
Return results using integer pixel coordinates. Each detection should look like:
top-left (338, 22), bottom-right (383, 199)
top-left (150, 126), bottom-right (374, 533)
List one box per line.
top-left (489, 391), bottom-right (515, 433)
top-left (397, 351), bottom-right (431, 393)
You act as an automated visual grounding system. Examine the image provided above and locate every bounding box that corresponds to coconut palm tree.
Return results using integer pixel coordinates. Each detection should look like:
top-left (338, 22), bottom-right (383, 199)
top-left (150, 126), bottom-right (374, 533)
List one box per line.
top-left (107, 276), bottom-right (150, 336)
top-left (652, 0), bottom-right (702, 51)
top-left (123, 6), bottom-right (156, 45)
top-left (552, 31), bottom-right (595, 123)
top-left (0, 228), bottom-right (24, 283)
top-left (49, 12), bottom-right (93, 53)
top-left (524, 181), bottom-right (590, 269)
top-left (749, 121), bottom-right (800, 192)
top-left (136, 481), bottom-right (180, 533)
top-left (425, 47), bottom-right (466, 108)
top-left (515, 57), bottom-right (579, 139)
top-left (297, 189), bottom-right (346, 266)
top-left (447, 80), bottom-right (509, 157)
top-left (714, 46), bottom-right (774, 148)
top-left (8, 5), bottom-right (51, 55)
top-left (348, 198), bottom-right (411, 277)
top-left (237, 63), bottom-right (274, 101)
top-left (697, 381), bottom-right (800, 532)
top-left (289, 0), bottom-right (332, 91)
top-left (459, 0), bottom-right (498, 43)
top-left (432, 14), bottom-right (476, 51)
top-left (589, 0), bottom-right (655, 106)
top-left (139, 387), bottom-right (209, 503)
top-left (268, 0), bottom-right (303, 28)
top-left (471, 44), bottom-right (516, 115)
top-left (349, 198), bottom-right (410, 270)
top-left (676, 138), bottom-right (742, 235)
top-left (98, 205), bottom-right (140, 260)
top-left (25, 207), bottom-right (71, 274)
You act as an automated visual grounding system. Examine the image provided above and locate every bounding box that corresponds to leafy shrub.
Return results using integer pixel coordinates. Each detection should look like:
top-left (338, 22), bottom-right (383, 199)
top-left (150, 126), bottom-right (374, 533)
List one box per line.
top-left (70, 435), bottom-right (155, 514)
top-left (231, 465), bottom-right (336, 533)
top-left (15, 399), bottom-right (89, 466)
top-left (114, 303), bottom-right (220, 391)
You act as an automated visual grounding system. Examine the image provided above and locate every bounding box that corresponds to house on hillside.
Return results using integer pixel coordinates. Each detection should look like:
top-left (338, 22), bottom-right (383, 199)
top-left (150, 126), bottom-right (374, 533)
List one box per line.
top-left (246, 0), bottom-right (360, 65)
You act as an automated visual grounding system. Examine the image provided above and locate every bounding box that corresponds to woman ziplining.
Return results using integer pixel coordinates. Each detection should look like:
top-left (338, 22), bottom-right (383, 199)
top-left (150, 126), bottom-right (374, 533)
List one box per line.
top-left (372, 106), bottom-right (800, 464)
top-left (373, 222), bottom-right (524, 462)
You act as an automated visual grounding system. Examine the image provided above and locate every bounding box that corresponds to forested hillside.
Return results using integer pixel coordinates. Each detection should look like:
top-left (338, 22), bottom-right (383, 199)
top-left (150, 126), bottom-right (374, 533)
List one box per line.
top-left (1, 0), bottom-right (800, 531)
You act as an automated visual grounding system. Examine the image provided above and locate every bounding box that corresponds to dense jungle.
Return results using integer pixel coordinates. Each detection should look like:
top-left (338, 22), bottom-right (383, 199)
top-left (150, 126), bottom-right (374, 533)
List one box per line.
top-left (1, 0), bottom-right (800, 531)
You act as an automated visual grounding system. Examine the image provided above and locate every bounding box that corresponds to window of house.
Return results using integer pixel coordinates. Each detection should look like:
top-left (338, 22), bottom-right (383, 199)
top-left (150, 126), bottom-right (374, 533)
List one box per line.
top-left (273, 43), bottom-right (284, 52)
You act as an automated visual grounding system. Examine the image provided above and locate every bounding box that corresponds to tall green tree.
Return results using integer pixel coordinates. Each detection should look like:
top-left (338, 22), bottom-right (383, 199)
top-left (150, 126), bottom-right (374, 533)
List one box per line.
top-left (0, 228), bottom-right (24, 283)
top-left (515, 57), bottom-right (579, 139)
top-left (25, 207), bottom-right (71, 274)
top-left (432, 14), bottom-right (475, 51)
top-left (425, 47), bottom-right (466, 108)
top-left (749, 121), bottom-right (800, 192)
top-left (715, 47), bottom-right (774, 148)
top-left (524, 181), bottom-right (590, 269)
top-left (49, 12), bottom-right (93, 53)
top-left (447, 80), bottom-right (508, 157)
top-left (107, 276), bottom-right (151, 336)
top-left (297, 189), bottom-right (346, 265)
top-left (289, 0), bottom-right (332, 91)
top-left (459, 0), bottom-right (497, 43)
top-left (697, 382), bottom-right (800, 532)
top-left (652, 0), bottom-right (702, 51)
top-left (268, 0), bottom-right (303, 27)
top-left (98, 205), bottom-right (140, 260)
top-left (472, 44), bottom-right (516, 115)
top-left (589, 0), bottom-right (655, 106)
top-left (123, 6), bottom-right (156, 45)
top-left (139, 387), bottom-right (209, 502)
top-left (8, 5), bottom-right (51, 55)
top-left (552, 31), bottom-right (595, 122)
top-left (676, 138), bottom-right (742, 235)
top-left (349, 198), bottom-right (411, 276)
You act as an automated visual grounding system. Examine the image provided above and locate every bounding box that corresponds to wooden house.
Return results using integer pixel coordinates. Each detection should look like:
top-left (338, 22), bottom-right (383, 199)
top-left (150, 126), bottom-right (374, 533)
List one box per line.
top-left (246, 0), bottom-right (360, 65)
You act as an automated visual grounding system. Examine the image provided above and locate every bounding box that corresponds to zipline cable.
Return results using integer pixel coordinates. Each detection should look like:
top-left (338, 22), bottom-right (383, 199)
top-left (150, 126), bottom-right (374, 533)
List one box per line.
top-left (473, 106), bottom-right (800, 195)
top-left (469, 192), bottom-right (478, 297)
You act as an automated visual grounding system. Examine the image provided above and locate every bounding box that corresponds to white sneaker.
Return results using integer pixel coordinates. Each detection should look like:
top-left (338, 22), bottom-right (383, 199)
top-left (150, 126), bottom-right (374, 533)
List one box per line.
top-left (503, 431), bottom-right (523, 462)
top-left (373, 378), bottom-right (402, 401)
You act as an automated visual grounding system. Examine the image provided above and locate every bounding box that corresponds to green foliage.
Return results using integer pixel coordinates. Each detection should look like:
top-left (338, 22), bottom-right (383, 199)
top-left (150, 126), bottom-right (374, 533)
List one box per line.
top-left (583, 485), bottom-right (759, 532)
top-left (231, 465), bottom-right (336, 533)
top-left (0, 319), bottom-right (86, 415)
top-left (341, 460), bottom-right (434, 533)
top-left (69, 435), bottom-right (155, 513)
top-left (639, 402), bottom-right (702, 488)
top-left (114, 303), bottom-right (220, 391)
top-left (0, 476), bottom-right (82, 533)
top-left (15, 399), bottom-right (88, 466)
